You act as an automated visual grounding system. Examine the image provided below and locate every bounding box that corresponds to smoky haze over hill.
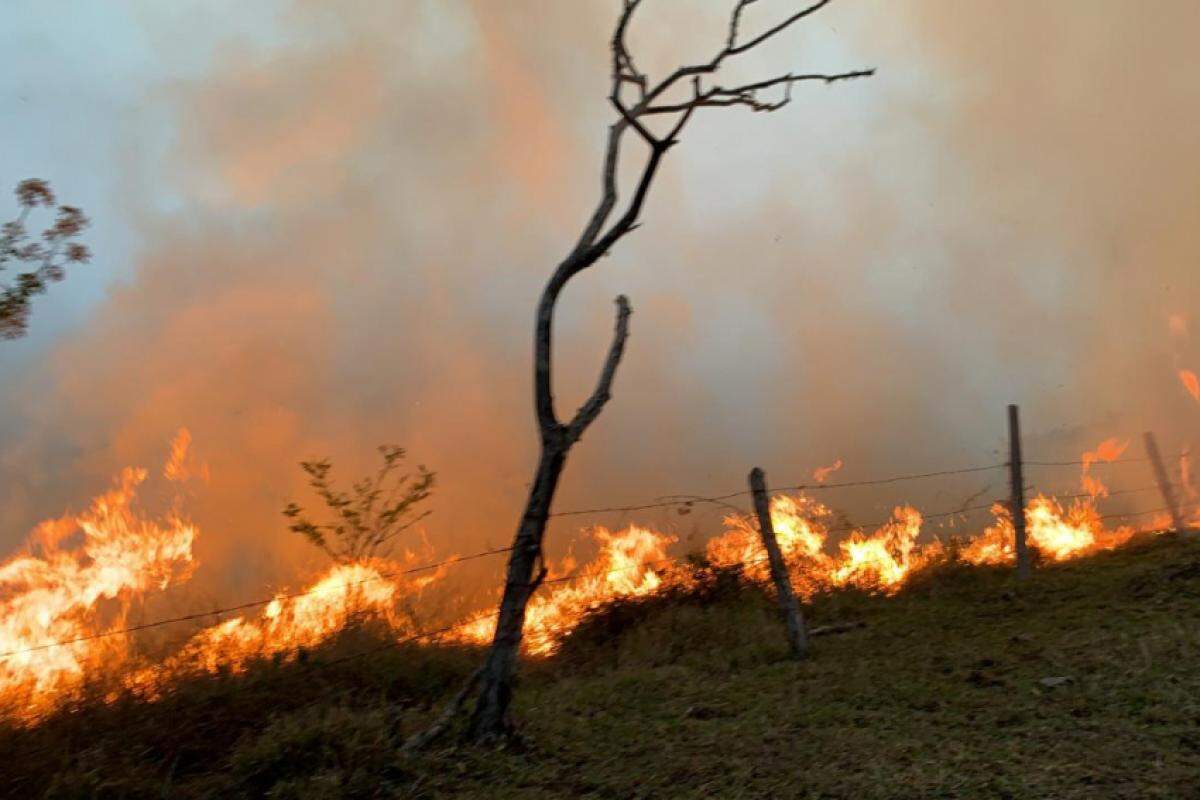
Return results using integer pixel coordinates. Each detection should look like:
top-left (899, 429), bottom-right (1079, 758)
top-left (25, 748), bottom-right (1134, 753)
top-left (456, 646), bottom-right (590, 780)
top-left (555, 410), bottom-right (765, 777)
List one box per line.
top-left (1, 0), bottom-right (1198, 597)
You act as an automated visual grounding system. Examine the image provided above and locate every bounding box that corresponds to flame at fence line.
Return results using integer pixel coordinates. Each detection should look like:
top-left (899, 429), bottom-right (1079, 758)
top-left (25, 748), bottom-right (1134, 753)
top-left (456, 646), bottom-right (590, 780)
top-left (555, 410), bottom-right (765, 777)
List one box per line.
top-left (0, 431), bottom-right (1180, 724)
top-left (0, 432), bottom-right (199, 721)
top-left (453, 524), bottom-right (674, 655)
top-left (812, 459), bottom-right (844, 483)
top-left (1080, 437), bottom-right (1129, 498)
top-left (123, 560), bottom-right (431, 695)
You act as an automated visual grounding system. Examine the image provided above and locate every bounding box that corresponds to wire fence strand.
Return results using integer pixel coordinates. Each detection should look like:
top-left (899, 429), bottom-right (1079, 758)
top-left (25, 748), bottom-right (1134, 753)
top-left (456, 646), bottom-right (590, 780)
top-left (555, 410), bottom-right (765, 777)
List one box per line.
top-left (1027, 484), bottom-right (1169, 503)
top-left (262, 493), bottom-right (1200, 671)
top-left (0, 546), bottom-right (514, 661)
top-left (1024, 457), bottom-right (1151, 468)
top-left (0, 495), bottom-right (998, 660)
top-left (550, 462), bottom-right (1009, 518)
top-left (0, 450), bottom-right (1188, 664)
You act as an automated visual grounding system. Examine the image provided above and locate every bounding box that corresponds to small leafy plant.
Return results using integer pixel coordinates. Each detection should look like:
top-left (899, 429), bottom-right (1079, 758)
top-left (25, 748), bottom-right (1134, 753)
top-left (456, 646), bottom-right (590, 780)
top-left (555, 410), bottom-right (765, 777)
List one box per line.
top-left (283, 445), bottom-right (435, 563)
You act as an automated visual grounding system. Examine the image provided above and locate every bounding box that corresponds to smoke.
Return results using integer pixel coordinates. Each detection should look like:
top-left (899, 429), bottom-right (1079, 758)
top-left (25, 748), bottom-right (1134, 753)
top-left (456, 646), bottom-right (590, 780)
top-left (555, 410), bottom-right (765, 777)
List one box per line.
top-left (872, 0), bottom-right (1200, 463)
top-left (1, 1), bottom-right (1198, 597)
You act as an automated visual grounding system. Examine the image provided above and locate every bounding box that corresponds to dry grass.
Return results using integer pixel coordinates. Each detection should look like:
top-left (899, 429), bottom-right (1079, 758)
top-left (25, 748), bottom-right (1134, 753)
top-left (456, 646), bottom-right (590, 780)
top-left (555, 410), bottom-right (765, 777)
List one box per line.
top-left (5, 532), bottom-right (1200, 798)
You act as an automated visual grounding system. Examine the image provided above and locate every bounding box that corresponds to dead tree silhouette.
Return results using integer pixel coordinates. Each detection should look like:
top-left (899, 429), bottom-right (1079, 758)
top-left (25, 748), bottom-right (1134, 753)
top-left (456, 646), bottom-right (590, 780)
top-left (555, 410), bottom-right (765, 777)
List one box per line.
top-left (464, 0), bottom-right (874, 742)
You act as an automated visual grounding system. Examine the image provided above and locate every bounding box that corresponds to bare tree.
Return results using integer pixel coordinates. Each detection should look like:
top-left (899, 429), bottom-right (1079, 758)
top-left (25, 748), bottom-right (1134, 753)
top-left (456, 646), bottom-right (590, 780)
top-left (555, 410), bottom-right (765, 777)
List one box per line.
top-left (467, 0), bottom-right (872, 741)
top-left (0, 179), bottom-right (91, 339)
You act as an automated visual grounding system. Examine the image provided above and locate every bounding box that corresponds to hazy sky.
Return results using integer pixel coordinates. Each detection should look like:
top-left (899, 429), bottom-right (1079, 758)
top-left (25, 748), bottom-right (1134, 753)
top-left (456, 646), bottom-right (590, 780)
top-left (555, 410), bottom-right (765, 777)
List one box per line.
top-left (3, 1), bottom-right (1198, 592)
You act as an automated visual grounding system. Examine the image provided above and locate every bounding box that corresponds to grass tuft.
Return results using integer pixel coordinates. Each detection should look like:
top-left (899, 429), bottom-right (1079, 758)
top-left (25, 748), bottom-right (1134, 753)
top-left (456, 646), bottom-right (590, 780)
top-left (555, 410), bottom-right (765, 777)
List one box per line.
top-left (5, 533), bottom-right (1200, 798)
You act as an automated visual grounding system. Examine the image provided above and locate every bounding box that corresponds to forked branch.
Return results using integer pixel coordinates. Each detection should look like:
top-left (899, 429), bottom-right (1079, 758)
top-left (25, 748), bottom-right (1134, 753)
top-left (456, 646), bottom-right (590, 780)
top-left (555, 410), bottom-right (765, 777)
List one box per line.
top-left (432, 0), bottom-right (873, 747)
top-left (566, 295), bottom-right (632, 445)
top-left (570, 0), bottom-right (871, 261)
top-left (549, 0), bottom-right (870, 438)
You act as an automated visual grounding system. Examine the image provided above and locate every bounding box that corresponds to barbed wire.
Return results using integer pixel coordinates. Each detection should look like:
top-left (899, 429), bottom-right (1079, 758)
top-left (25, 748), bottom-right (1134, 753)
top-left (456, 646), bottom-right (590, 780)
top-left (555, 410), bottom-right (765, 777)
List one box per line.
top-left (1098, 500), bottom-right (1200, 523)
top-left (780, 463), bottom-right (1009, 492)
top-left (0, 494), bottom-right (998, 660)
top-left (1027, 484), bottom-right (1168, 503)
top-left (0, 546), bottom-right (513, 661)
top-left (193, 494), bottom-right (1200, 673)
top-left (550, 462), bottom-right (1008, 518)
top-left (0, 453), bottom-right (1185, 663)
top-left (525, 496), bottom-right (1193, 593)
top-left (541, 499), bottom-right (1005, 588)
top-left (1024, 457), bottom-right (1150, 467)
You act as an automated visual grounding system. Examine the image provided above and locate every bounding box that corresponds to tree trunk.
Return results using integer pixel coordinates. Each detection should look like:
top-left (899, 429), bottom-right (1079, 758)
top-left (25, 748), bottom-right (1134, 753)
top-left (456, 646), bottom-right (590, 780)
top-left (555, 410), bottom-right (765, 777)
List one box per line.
top-left (467, 445), bottom-right (566, 740)
top-left (466, 286), bottom-right (628, 743)
top-left (454, 0), bottom-right (870, 746)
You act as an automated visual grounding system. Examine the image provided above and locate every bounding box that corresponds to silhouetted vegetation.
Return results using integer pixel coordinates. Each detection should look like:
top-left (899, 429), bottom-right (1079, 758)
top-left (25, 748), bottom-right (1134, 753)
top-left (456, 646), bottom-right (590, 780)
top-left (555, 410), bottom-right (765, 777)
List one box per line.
top-left (283, 445), bottom-right (435, 563)
top-left (0, 179), bottom-right (90, 339)
top-left (470, 0), bottom-right (874, 740)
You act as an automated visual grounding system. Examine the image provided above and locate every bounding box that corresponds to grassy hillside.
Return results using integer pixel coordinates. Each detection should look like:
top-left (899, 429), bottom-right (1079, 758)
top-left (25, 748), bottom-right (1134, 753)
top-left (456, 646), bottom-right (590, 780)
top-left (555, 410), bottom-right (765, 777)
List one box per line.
top-left (6, 532), bottom-right (1200, 799)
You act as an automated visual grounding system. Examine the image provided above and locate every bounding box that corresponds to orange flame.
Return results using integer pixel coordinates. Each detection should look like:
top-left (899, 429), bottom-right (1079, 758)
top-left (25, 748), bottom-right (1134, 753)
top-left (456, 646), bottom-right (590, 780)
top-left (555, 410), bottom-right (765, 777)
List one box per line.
top-left (131, 561), bottom-right (417, 685)
top-left (163, 428), bottom-right (209, 484)
top-left (960, 439), bottom-right (1140, 567)
top-left (457, 525), bottom-right (675, 655)
top-left (1179, 369), bottom-right (1200, 403)
top-left (0, 436), bottom-right (1176, 724)
top-left (0, 458), bottom-right (197, 720)
top-left (708, 494), bottom-right (829, 576)
top-left (1080, 437), bottom-right (1128, 498)
top-left (0, 432), bottom-right (447, 723)
top-left (704, 496), bottom-right (926, 597)
top-left (812, 459), bottom-right (843, 483)
top-left (830, 506), bottom-right (925, 591)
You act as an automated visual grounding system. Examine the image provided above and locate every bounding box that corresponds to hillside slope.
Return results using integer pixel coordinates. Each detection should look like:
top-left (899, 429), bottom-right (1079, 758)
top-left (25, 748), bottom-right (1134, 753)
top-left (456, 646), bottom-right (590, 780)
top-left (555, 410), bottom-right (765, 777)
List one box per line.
top-left (5, 532), bottom-right (1200, 799)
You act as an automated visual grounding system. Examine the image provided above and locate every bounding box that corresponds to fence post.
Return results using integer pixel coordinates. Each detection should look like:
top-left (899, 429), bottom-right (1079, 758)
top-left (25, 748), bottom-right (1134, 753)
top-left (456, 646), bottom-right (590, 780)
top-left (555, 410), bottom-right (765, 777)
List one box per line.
top-left (1008, 404), bottom-right (1031, 580)
top-left (748, 467), bottom-right (808, 660)
top-left (1143, 431), bottom-right (1186, 532)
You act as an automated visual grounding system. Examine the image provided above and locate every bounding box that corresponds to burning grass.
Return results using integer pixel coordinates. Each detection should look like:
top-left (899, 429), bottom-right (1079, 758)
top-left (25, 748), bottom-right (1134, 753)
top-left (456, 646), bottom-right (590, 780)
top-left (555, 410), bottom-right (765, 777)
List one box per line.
top-left (4, 532), bottom-right (1200, 798)
top-left (0, 431), bottom-right (1182, 728)
top-left (3, 431), bottom-right (1199, 796)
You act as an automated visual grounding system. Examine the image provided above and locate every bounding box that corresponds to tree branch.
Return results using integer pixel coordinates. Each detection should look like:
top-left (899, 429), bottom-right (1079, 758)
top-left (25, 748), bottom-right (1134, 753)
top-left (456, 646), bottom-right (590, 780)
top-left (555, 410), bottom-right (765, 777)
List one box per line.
top-left (538, 0), bottom-right (871, 445)
top-left (726, 0), bottom-right (758, 53)
top-left (571, 121), bottom-right (628, 256)
top-left (581, 133), bottom-right (673, 266)
top-left (570, 0), bottom-right (646, 257)
top-left (634, 0), bottom-right (858, 112)
top-left (610, 93), bottom-right (659, 146)
top-left (642, 68), bottom-right (875, 116)
top-left (728, 0), bottom-right (833, 54)
top-left (565, 295), bottom-right (632, 444)
top-left (612, 0), bottom-right (647, 99)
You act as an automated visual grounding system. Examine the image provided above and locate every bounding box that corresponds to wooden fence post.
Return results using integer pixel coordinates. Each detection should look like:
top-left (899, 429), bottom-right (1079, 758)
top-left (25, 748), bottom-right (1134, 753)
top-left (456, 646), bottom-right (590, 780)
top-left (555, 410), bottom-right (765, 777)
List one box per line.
top-left (1008, 404), bottom-right (1031, 580)
top-left (1143, 431), bottom-right (1186, 532)
top-left (748, 467), bottom-right (808, 659)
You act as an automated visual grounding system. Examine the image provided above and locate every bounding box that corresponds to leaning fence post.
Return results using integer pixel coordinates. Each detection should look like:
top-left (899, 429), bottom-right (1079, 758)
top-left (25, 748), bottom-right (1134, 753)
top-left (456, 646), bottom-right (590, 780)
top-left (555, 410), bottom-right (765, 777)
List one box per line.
top-left (1143, 431), bottom-right (1186, 532)
top-left (748, 467), bottom-right (808, 659)
top-left (1008, 404), bottom-right (1031, 580)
